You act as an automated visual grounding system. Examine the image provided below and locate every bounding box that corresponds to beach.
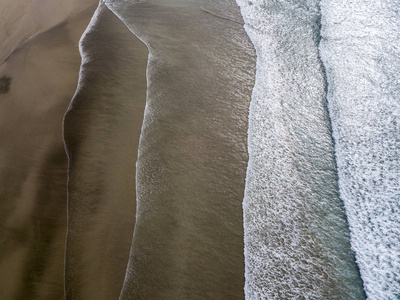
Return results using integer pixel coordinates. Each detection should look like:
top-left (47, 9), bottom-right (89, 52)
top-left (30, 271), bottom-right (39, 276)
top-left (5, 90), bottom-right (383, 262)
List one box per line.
top-left (2, 0), bottom-right (398, 299)
top-left (0, 1), bottom-right (97, 299)
top-left (1, 0), bottom-right (256, 298)
top-left (106, 0), bottom-right (256, 298)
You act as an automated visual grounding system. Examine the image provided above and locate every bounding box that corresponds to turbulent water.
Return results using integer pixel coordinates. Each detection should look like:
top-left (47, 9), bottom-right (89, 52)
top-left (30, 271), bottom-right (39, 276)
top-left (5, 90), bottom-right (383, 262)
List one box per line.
top-left (236, 0), bottom-right (399, 299)
top-left (320, 1), bottom-right (400, 299)
top-left (235, 0), bottom-right (365, 298)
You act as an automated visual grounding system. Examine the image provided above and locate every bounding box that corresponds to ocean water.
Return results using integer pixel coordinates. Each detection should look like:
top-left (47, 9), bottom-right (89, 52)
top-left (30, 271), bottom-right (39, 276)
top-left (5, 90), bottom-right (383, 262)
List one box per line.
top-left (104, 0), bottom-right (256, 298)
top-left (320, 1), bottom-right (400, 298)
top-left (235, 0), bottom-right (366, 298)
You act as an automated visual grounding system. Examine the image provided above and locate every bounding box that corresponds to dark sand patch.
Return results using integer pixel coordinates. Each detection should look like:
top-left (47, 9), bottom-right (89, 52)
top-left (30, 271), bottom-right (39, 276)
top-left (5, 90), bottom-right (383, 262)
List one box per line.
top-left (0, 76), bottom-right (12, 94)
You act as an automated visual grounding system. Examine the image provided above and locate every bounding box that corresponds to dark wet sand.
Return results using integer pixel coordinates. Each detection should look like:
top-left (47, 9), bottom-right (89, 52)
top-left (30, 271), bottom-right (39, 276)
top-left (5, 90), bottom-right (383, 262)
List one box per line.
top-left (107, 0), bottom-right (256, 298)
top-left (63, 3), bottom-right (148, 299)
top-left (0, 5), bottom-right (97, 300)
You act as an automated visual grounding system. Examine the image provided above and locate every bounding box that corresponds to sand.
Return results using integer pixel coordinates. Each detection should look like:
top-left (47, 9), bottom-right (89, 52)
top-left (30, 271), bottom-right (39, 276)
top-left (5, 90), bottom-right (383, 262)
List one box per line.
top-left (0, 0), bottom-right (98, 64)
top-left (0, 2), bottom-right (97, 299)
top-left (1, 1), bottom-right (256, 299)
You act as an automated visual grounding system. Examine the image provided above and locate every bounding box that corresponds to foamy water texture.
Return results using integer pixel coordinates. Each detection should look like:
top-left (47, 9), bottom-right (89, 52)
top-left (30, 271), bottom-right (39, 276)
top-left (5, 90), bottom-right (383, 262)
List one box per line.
top-left (61, 0), bottom-right (400, 298)
top-left (320, 1), bottom-right (400, 298)
top-left (235, 0), bottom-right (366, 298)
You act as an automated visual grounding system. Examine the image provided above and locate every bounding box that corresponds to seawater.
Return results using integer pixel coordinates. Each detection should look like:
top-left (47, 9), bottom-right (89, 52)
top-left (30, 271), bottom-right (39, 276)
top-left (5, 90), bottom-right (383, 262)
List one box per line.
top-left (235, 0), bottom-right (366, 298)
top-left (64, 0), bottom-right (400, 299)
top-left (320, 1), bottom-right (400, 298)
top-left (104, 0), bottom-right (256, 299)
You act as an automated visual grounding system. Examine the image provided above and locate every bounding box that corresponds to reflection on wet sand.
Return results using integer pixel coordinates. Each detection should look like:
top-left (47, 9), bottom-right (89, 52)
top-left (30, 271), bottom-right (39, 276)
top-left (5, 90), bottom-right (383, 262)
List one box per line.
top-left (1, 0), bottom-right (256, 298)
top-left (0, 0), bottom-right (98, 64)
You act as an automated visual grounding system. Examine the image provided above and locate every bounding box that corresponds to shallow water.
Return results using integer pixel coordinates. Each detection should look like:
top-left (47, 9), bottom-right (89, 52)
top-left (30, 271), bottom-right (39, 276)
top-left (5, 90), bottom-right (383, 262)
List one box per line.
top-left (3, 0), bottom-right (399, 298)
top-left (105, 0), bottom-right (256, 298)
top-left (63, 3), bottom-right (148, 299)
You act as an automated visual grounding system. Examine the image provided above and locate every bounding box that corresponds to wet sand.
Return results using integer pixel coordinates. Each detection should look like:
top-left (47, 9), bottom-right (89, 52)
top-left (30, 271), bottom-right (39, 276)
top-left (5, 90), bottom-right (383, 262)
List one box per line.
top-left (0, 3), bottom-right (97, 299)
top-left (63, 3), bottom-right (148, 299)
top-left (0, 0), bottom-right (98, 64)
top-left (106, 0), bottom-right (256, 298)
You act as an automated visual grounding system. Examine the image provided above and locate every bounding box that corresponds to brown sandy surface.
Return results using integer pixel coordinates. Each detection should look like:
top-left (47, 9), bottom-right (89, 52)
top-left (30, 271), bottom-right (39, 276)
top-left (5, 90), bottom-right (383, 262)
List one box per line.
top-left (1, 1), bottom-right (255, 299)
top-left (0, 2), bottom-right (97, 299)
top-left (0, 0), bottom-right (97, 64)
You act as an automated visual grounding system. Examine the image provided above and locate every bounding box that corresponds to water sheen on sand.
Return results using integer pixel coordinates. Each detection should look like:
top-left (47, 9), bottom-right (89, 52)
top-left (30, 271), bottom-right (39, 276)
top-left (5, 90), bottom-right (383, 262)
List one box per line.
top-left (63, 3), bottom-right (148, 299)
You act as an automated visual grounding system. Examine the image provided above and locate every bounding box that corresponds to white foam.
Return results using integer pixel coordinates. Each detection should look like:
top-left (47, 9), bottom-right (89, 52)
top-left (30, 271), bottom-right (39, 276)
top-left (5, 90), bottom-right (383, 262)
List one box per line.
top-left (320, 1), bottom-right (400, 298)
top-left (235, 0), bottom-right (365, 298)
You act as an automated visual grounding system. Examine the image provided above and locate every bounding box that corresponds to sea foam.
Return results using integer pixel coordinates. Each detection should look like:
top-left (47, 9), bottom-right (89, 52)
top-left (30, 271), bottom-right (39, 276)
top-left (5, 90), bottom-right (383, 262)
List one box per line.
top-left (320, 1), bottom-right (400, 298)
top-left (235, 0), bottom-right (365, 298)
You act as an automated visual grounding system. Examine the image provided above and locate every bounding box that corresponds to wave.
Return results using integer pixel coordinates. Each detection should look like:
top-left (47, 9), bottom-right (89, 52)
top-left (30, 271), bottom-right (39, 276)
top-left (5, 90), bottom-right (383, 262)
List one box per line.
top-left (320, 0), bottom-right (400, 298)
top-left (235, 0), bottom-right (365, 298)
top-left (63, 3), bottom-right (148, 299)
